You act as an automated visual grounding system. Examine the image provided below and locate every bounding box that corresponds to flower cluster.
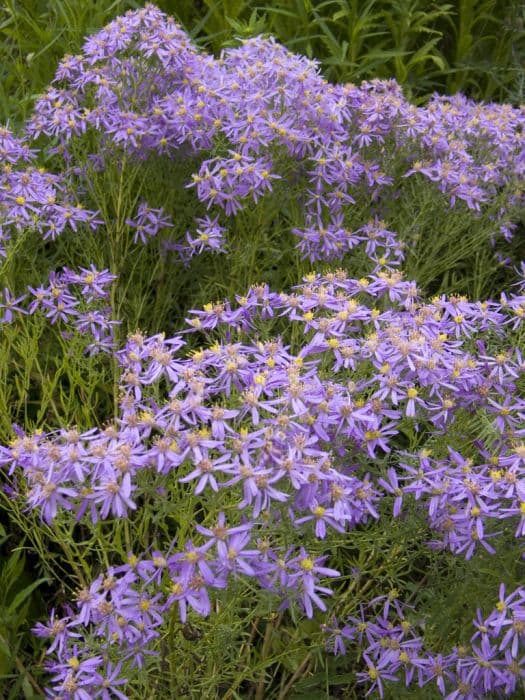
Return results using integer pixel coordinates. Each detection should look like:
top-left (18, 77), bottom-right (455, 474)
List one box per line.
top-left (1, 263), bottom-right (523, 696)
top-left (395, 441), bottom-right (525, 560)
top-left (0, 127), bottom-right (101, 256)
top-left (15, 3), bottom-right (523, 268)
top-left (161, 214), bottom-right (227, 265)
top-left (1, 265), bottom-right (118, 354)
top-left (125, 202), bottom-right (172, 245)
top-left (33, 540), bottom-right (338, 697)
top-left (324, 586), bottom-right (525, 698)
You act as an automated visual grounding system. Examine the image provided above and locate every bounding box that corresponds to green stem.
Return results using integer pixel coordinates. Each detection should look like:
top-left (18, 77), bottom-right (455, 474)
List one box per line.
top-left (278, 653), bottom-right (311, 700)
top-left (254, 614), bottom-right (282, 700)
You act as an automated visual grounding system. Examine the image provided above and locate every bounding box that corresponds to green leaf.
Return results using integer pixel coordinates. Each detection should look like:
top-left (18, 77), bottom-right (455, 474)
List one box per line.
top-left (22, 675), bottom-right (35, 699)
top-left (7, 577), bottom-right (48, 615)
top-left (406, 37), bottom-right (446, 70)
top-left (0, 634), bottom-right (11, 659)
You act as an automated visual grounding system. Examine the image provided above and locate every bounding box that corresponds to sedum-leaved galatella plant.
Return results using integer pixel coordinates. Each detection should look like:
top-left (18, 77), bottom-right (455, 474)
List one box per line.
top-left (0, 4), bottom-right (524, 699)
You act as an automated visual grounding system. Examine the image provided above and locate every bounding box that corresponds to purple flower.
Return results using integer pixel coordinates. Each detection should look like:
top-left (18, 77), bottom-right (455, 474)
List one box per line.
top-left (0, 287), bottom-right (27, 322)
top-left (91, 472), bottom-right (136, 521)
top-left (286, 549), bottom-right (339, 618)
top-left (216, 531), bottom-right (259, 576)
top-left (90, 661), bottom-right (128, 700)
top-left (355, 652), bottom-right (400, 697)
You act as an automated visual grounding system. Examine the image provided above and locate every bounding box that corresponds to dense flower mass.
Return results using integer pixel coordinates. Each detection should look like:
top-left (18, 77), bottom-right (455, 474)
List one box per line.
top-left (0, 4), bottom-right (524, 699)
top-left (0, 2), bottom-right (519, 269)
top-left (3, 267), bottom-right (525, 696)
top-left (323, 588), bottom-right (525, 698)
